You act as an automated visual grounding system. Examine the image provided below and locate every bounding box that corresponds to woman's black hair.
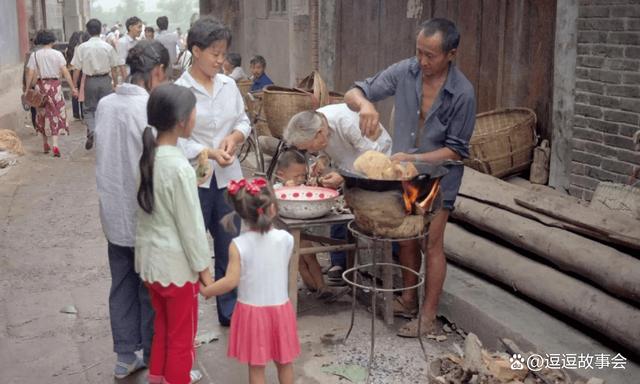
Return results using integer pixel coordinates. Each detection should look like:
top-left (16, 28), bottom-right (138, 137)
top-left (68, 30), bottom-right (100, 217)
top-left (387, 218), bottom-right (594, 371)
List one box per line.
top-left (187, 17), bottom-right (232, 53)
top-left (222, 180), bottom-right (277, 234)
top-left (126, 40), bottom-right (170, 90)
top-left (137, 84), bottom-right (197, 214)
top-left (35, 30), bottom-right (56, 46)
top-left (66, 31), bottom-right (90, 64)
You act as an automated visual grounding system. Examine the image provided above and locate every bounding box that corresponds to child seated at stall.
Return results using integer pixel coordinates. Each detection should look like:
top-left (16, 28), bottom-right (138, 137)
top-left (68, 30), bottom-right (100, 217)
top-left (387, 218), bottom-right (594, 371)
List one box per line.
top-left (275, 150), bottom-right (344, 301)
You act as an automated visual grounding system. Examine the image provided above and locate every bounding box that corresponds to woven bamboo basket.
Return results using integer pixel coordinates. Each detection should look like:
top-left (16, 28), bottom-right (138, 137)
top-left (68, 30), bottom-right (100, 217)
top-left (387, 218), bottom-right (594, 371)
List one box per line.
top-left (465, 108), bottom-right (537, 178)
top-left (237, 80), bottom-right (271, 137)
top-left (262, 71), bottom-right (343, 139)
top-left (237, 79), bottom-right (252, 96)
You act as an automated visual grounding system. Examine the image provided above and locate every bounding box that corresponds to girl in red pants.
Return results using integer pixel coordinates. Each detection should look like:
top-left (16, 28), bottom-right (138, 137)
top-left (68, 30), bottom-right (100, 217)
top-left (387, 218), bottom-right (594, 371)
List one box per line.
top-left (135, 84), bottom-right (226, 384)
top-left (200, 178), bottom-right (300, 384)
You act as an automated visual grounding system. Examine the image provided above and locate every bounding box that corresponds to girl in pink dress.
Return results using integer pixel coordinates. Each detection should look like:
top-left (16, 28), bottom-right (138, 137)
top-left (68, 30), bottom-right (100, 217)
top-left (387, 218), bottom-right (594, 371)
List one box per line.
top-left (200, 177), bottom-right (300, 384)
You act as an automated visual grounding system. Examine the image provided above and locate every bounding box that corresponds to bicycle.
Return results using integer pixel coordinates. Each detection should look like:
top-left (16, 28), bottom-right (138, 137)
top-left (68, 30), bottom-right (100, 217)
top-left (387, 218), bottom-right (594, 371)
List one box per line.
top-left (237, 92), bottom-right (266, 174)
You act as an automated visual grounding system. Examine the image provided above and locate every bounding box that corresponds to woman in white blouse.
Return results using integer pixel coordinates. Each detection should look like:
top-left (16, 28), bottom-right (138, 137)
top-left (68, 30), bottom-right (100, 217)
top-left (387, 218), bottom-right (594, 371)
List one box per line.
top-left (175, 17), bottom-right (251, 327)
top-left (23, 30), bottom-right (78, 157)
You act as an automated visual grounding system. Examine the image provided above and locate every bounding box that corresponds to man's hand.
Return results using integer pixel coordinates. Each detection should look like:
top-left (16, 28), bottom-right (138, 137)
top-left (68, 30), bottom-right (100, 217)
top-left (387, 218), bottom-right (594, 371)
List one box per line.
top-left (207, 148), bottom-right (233, 167)
top-left (359, 102), bottom-right (380, 138)
top-left (319, 171), bottom-right (344, 189)
top-left (390, 152), bottom-right (415, 162)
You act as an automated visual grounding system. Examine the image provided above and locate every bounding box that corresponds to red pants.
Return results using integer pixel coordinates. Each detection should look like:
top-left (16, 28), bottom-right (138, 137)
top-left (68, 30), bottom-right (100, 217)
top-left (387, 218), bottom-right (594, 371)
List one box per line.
top-left (147, 282), bottom-right (198, 384)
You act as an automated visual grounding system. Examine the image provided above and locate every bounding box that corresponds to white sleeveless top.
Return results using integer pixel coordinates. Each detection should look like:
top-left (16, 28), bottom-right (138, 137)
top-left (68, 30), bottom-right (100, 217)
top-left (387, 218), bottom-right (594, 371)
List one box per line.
top-left (232, 228), bottom-right (294, 306)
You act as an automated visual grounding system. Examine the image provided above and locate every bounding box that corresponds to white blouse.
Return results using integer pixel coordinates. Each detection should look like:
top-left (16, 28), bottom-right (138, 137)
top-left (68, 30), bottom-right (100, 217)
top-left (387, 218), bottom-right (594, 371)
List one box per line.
top-left (27, 48), bottom-right (66, 79)
top-left (175, 71), bottom-right (251, 189)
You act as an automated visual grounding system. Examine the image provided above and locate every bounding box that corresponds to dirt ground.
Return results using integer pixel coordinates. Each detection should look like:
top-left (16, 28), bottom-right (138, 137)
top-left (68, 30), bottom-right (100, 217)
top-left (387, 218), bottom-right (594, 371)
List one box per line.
top-left (0, 116), bottom-right (456, 384)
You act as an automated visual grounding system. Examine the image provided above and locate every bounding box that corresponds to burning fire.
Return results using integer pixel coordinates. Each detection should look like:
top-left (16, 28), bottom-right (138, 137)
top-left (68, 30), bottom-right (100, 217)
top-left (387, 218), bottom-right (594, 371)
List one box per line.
top-left (402, 179), bottom-right (441, 214)
top-left (402, 181), bottom-right (420, 213)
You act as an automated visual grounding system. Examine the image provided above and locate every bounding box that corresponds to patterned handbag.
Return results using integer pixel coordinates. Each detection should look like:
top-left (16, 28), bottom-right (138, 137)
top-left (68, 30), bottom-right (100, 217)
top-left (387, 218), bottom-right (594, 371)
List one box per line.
top-left (22, 52), bottom-right (45, 108)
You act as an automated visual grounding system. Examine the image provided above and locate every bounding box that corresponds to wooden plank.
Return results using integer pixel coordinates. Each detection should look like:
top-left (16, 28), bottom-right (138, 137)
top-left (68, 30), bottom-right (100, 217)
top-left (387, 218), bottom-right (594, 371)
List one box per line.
top-left (514, 193), bottom-right (640, 251)
top-left (279, 213), bottom-right (354, 229)
top-left (476, 0), bottom-right (501, 112)
top-left (525, 0), bottom-right (556, 140)
top-left (454, 0), bottom-right (481, 93)
top-left (299, 244), bottom-right (357, 255)
top-left (453, 196), bottom-right (640, 304)
top-left (445, 223), bottom-right (640, 357)
top-left (458, 167), bottom-right (621, 243)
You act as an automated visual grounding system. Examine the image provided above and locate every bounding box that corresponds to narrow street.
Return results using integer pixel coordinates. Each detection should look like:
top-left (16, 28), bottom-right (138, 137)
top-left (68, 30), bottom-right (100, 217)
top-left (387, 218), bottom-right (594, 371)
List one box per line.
top-left (0, 118), bottom-right (453, 384)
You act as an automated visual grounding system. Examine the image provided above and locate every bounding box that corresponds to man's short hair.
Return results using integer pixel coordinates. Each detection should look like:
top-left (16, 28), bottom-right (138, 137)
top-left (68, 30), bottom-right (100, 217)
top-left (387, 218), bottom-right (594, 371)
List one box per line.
top-left (145, 26), bottom-right (155, 33)
top-left (277, 149), bottom-right (306, 171)
top-left (35, 29), bottom-right (56, 45)
top-left (125, 16), bottom-right (142, 32)
top-left (250, 55), bottom-right (266, 68)
top-left (418, 18), bottom-right (460, 52)
top-left (226, 52), bottom-right (242, 68)
top-left (156, 16), bottom-right (169, 31)
top-left (86, 19), bottom-right (102, 36)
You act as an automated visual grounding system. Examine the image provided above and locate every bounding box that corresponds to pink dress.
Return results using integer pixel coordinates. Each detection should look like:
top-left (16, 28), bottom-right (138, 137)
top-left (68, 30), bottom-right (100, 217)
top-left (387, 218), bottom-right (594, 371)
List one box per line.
top-left (227, 229), bottom-right (300, 365)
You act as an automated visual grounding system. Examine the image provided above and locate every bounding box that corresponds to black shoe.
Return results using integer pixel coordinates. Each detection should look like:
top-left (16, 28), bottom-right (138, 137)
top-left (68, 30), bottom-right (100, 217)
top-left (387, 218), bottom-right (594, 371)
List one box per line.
top-left (85, 135), bottom-right (94, 150)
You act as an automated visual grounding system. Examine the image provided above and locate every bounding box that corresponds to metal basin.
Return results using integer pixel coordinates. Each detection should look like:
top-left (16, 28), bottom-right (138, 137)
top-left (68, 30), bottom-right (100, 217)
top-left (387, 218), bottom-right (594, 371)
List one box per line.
top-left (275, 186), bottom-right (339, 219)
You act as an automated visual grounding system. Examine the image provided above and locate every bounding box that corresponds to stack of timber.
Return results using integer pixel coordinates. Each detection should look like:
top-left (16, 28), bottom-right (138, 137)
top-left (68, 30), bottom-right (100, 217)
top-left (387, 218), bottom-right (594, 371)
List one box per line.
top-left (445, 167), bottom-right (640, 357)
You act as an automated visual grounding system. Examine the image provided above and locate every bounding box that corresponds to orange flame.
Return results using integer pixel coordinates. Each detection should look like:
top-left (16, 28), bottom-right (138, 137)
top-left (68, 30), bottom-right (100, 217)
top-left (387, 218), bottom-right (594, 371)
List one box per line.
top-left (402, 181), bottom-right (420, 213)
top-left (417, 179), bottom-right (441, 212)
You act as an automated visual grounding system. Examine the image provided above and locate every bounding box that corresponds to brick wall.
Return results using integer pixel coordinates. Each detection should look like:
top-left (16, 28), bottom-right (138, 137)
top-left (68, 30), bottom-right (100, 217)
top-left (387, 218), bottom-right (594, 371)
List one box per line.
top-left (571, 0), bottom-right (640, 200)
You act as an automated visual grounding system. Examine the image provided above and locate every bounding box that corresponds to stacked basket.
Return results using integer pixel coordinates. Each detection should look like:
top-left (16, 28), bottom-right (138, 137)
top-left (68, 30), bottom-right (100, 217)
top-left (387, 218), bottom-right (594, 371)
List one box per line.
top-left (465, 108), bottom-right (538, 178)
top-left (262, 71), bottom-right (343, 139)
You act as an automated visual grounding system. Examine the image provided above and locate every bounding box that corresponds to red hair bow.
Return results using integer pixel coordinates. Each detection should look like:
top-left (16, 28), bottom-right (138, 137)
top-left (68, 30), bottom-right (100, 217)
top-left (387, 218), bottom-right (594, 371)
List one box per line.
top-left (227, 179), bottom-right (247, 195)
top-left (227, 177), bottom-right (268, 196)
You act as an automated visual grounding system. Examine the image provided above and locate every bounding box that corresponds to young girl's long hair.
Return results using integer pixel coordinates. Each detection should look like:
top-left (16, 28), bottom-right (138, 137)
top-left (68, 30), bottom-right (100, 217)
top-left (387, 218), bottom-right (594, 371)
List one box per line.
top-left (137, 84), bottom-right (196, 214)
top-left (223, 178), bottom-right (278, 234)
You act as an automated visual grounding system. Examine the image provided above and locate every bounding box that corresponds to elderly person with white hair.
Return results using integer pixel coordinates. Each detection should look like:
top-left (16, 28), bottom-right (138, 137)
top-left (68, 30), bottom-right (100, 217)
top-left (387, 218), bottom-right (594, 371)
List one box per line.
top-left (283, 102), bottom-right (392, 282)
top-left (283, 102), bottom-right (392, 189)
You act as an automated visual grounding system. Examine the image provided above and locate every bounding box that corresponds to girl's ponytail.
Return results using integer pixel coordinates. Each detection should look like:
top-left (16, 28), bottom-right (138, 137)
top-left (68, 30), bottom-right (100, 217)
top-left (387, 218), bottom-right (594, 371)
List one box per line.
top-left (137, 126), bottom-right (156, 214)
top-left (255, 201), bottom-right (273, 234)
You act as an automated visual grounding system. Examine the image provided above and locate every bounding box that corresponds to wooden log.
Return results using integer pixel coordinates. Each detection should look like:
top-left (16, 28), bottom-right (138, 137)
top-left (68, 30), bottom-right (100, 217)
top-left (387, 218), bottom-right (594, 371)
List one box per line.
top-left (444, 224), bottom-right (640, 356)
top-left (459, 167), bottom-right (636, 249)
top-left (452, 196), bottom-right (640, 304)
top-left (515, 193), bottom-right (640, 250)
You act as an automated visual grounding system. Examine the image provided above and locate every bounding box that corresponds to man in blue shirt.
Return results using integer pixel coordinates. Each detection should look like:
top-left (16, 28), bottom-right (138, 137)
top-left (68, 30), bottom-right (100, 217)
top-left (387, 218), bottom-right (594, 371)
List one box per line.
top-left (249, 55), bottom-right (274, 92)
top-left (345, 18), bottom-right (476, 338)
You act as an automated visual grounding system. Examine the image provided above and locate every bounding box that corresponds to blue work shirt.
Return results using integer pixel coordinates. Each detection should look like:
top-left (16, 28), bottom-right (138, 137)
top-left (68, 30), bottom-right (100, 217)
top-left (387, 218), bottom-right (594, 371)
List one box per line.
top-left (354, 58), bottom-right (476, 206)
top-left (251, 73), bottom-right (274, 92)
